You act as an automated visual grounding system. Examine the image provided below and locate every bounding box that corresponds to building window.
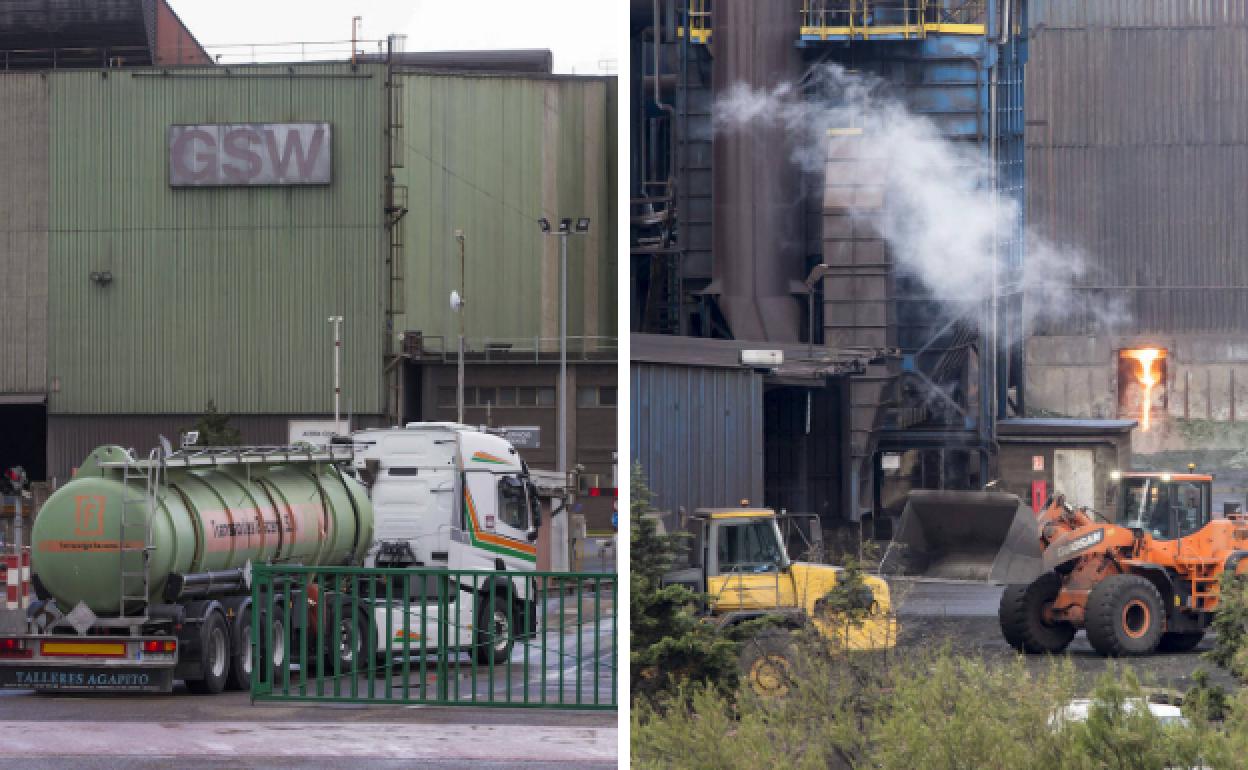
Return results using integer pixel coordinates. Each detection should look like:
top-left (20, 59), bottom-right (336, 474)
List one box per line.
top-left (437, 387), bottom-right (456, 407)
top-left (443, 384), bottom-right (560, 409)
top-left (576, 386), bottom-right (617, 408)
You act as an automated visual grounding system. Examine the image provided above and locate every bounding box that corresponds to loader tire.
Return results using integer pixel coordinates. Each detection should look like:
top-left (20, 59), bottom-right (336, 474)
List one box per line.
top-left (1085, 574), bottom-right (1165, 656)
top-left (739, 629), bottom-right (799, 699)
top-left (998, 571), bottom-right (1076, 654)
top-left (1157, 631), bottom-right (1204, 653)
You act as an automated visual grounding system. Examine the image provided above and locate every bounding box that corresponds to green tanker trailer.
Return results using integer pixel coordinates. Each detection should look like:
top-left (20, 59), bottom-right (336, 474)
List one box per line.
top-left (0, 445), bottom-right (373, 694)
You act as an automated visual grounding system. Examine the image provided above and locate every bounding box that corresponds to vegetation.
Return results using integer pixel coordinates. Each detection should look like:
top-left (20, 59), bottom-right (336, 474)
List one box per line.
top-left (633, 636), bottom-right (1248, 770)
top-left (630, 464), bottom-right (739, 703)
top-left (1207, 571), bottom-right (1248, 682)
top-left (187, 399), bottom-right (243, 447)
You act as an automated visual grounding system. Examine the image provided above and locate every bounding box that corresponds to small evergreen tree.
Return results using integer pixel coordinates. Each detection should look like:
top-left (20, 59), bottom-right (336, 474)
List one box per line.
top-left (189, 400), bottom-right (243, 447)
top-left (630, 463), bottom-right (739, 705)
top-left (1207, 571), bottom-right (1248, 681)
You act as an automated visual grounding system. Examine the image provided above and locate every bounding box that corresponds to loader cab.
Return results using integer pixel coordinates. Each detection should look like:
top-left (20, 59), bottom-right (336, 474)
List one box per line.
top-left (1111, 472), bottom-right (1213, 540)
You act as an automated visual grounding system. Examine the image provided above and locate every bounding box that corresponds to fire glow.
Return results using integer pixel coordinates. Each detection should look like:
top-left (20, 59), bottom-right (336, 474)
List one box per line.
top-left (1123, 348), bottom-right (1164, 431)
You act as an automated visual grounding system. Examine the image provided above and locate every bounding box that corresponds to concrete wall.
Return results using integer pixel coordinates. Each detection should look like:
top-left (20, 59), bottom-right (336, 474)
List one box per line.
top-left (1026, 334), bottom-right (1248, 506)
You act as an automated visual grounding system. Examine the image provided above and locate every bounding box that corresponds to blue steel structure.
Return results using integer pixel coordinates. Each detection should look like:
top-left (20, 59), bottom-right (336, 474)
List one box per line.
top-left (798, 0), bottom-right (1029, 519)
top-left (633, 1), bottom-right (1028, 526)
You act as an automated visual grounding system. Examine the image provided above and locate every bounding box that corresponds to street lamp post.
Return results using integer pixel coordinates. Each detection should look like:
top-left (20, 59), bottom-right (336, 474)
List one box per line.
top-left (452, 230), bottom-right (466, 424)
top-left (539, 217), bottom-right (591, 479)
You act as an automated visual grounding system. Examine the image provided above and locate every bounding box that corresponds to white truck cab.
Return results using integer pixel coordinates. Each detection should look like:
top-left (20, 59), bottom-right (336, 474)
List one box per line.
top-left (349, 422), bottom-right (543, 572)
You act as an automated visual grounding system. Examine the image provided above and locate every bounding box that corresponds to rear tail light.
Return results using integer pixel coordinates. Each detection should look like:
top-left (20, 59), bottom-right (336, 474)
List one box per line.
top-left (0, 639), bottom-right (32, 659)
top-left (142, 640), bottom-right (176, 654)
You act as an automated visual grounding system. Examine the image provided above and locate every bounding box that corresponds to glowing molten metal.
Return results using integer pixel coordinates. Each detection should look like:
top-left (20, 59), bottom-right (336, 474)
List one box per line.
top-left (1123, 348), bottom-right (1163, 431)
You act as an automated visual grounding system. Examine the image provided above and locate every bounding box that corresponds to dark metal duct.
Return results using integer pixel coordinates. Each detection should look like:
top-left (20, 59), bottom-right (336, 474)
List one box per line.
top-left (707, 0), bottom-right (805, 342)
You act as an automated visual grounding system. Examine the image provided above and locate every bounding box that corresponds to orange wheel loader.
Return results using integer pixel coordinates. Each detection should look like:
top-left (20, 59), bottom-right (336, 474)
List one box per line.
top-left (999, 472), bottom-right (1248, 657)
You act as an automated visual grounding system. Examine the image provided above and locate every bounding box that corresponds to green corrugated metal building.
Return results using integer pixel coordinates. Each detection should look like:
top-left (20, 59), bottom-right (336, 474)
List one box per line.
top-left (0, 61), bottom-right (617, 485)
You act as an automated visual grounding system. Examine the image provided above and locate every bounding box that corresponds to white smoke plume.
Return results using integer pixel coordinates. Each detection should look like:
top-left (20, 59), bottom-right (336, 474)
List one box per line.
top-left (714, 63), bottom-right (1126, 343)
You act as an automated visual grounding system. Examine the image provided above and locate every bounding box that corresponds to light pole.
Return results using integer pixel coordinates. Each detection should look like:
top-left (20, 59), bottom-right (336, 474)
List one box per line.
top-left (539, 216), bottom-right (591, 479)
top-left (452, 230), bottom-right (466, 424)
top-left (328, 315), bottom-right (344, 436)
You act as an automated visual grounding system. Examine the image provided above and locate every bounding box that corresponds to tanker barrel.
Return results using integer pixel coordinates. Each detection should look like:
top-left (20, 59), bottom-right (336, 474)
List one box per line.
top-left (881, 490), bottom-right (1042, 581)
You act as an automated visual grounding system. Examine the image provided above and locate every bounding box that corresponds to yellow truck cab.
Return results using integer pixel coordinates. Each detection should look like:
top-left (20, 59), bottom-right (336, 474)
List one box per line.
top-left (664, 508), bottom-right (898, 653)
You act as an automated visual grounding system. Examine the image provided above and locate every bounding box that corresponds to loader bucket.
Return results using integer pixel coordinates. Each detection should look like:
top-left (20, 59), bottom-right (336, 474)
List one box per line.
top-left (879, 490), bottom-right (1044, 582)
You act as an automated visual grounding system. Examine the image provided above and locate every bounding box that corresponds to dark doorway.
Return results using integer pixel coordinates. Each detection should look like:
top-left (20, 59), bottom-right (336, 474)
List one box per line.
top-left (0, 403), bottom-right (47, 481)
top-left (763, 382), bottom-right (846, 533)
top-left (402, 362), bottom-right (423, 425)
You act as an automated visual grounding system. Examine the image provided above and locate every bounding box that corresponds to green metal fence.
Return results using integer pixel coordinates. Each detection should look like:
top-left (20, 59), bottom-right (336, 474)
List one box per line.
top-left (249, 565), bottom-right (616, 709)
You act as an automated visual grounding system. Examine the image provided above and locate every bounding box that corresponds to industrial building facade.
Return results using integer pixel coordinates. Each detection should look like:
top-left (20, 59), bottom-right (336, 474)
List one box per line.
top-left (631, 0), bottom-right (1027, 535)
top-left (0, 18), bottom-right (617, 528)
top-left (1024, 0), bottom-right (1248, 507)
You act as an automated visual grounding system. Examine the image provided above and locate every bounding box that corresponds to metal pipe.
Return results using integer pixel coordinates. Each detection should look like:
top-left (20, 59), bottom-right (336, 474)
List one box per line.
top-left (328, 316), bottom-right (344, 435)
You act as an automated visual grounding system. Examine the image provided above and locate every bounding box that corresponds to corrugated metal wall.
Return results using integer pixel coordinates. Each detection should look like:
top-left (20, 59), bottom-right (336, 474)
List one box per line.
top-left (0, 74), bottom-right (48, 397)
top-left (46, 64), bottom-right (386, 414)
top-left (395, 74), bottom-right (616, 347)
top-left (1028, 0), bottom-right (1248, 334)
top-left (630, 362), bottom-right (763, 514)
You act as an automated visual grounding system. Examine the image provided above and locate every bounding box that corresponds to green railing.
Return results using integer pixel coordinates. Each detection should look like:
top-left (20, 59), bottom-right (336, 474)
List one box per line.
top-left (250, 565), bottom-right (616, 710)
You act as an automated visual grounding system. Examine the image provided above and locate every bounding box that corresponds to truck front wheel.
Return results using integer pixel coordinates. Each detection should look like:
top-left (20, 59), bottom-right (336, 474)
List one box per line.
top-left (739, 630), bottom-right (799, 699)
top-left (474, 593), bottom-right (516, 664)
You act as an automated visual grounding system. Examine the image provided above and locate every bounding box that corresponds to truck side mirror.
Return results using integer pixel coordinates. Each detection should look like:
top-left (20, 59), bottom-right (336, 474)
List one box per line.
top-left (527, 481), bottom-right (542, 532)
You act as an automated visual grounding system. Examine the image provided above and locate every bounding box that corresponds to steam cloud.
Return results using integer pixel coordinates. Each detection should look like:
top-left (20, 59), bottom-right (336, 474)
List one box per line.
top-left (714, 63), bottom-right (1126, 344)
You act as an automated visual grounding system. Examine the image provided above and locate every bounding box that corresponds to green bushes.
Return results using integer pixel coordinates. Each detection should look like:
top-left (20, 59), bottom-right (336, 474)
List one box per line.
top-left (633, 634), bottom-right (1248, 769)
top-left (630, 465), bottom-right (739, 703)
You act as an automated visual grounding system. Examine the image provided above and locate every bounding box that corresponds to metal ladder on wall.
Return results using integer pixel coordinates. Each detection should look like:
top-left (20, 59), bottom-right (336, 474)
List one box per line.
top-left (118, 449), bottom-right (161, 622)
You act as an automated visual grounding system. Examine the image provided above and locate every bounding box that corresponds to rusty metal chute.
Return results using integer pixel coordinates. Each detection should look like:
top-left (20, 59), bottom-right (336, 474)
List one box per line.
top-left (880, 490), bottom-right (1044, 582)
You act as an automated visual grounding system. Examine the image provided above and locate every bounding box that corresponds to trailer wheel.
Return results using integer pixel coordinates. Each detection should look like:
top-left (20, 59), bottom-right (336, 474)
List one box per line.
top-left (998, 571), bottom-right (1076, 654)
top-left (1086, 574), bottom-right (1165, 656)
top-left (187, 611), bottom-right (230, 695)
top-left (739, 630), bottom-right (799, 699)
top-left (323, 612), bottom-right (369, 675)
top-left (226, 611), bottom-right (253, 691)
top-left (474, 593), bottom-right (516, 665)
top-left (1157, 631), bottom-right (1204, 653)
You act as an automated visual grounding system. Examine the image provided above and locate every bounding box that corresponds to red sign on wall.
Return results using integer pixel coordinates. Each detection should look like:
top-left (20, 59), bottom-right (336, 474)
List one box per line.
top-left (1031, 480), bottom-right (1048, 512)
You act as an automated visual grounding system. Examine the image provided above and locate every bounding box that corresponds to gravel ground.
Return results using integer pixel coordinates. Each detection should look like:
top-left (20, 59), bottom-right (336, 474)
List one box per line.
top-left (891, 578), bottom-right (1239, 693)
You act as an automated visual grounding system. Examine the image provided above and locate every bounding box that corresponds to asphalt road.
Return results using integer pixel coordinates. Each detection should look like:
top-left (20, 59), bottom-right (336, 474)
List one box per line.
top-left (891, 578), bottom-right (1239, 692)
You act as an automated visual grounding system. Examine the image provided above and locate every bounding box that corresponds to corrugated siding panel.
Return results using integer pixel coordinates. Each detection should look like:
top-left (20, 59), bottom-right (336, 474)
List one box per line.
top-left (1033, 0), bottom-right (1248, 28)
top-left (0, 74), bottom-right (48, 395)
top-left (1027, 6), bottom-right (1248, 335)
top-left (47, 64), bottom-right (385, 414)
top-left (395, 75), bottom-right (616, 346)
top-left (630, 362), bottom-right (763, 515)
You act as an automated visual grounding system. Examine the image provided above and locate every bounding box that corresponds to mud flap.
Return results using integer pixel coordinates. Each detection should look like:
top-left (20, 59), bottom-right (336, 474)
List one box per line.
top-left (880, 491), bottom-right (1043, 582)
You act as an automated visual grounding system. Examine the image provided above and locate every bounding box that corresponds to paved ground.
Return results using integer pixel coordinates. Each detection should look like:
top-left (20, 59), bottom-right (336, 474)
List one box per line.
top-left (891, 578), bottom-right (1239, 692)
top-left (0, 600), bottom-right (617, 768)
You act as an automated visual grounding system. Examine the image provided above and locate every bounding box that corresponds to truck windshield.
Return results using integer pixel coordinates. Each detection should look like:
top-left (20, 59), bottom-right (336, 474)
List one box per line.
top-left (717, 519), bottom-right (785, 573)
top-left (1120, 478), bottom-right (1209, 540)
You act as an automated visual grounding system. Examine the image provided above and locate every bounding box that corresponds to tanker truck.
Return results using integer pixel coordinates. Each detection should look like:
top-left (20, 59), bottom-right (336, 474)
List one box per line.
top-left (0, 422), bottom-right (546, 694)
